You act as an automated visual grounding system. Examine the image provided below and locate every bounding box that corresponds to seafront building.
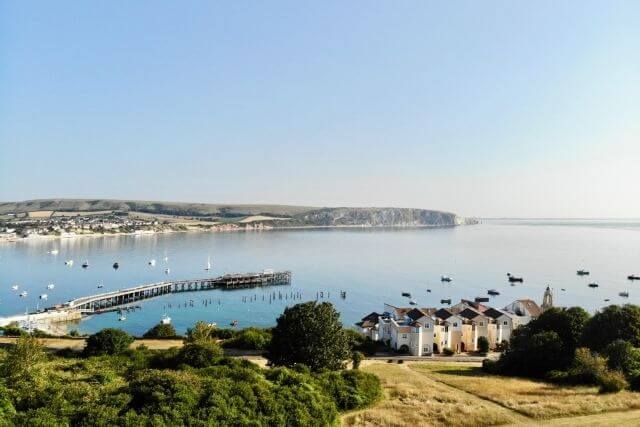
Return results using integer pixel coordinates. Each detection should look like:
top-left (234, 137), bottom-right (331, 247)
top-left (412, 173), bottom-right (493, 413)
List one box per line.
top-left (356, 291), bottom-right (548, 356)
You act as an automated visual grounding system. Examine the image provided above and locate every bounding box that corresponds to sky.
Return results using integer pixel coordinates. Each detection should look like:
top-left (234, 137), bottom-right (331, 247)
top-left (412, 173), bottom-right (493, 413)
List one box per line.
top-left (1, 1), bottom-right (639, 218)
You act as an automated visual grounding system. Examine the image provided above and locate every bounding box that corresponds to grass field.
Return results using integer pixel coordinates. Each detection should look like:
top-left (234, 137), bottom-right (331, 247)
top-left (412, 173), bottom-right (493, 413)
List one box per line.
top-left (342, 361), bottom-right (640, 426)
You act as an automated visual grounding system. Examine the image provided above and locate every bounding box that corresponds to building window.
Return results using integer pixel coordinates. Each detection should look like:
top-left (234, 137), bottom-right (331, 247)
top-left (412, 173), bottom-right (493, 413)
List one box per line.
top-left (402, 334), bottom-right (407, 339)
top-left (453, 322), bottom-right (458, 327)
top-left (479, 322), bottom-right (484, 326)
top-left (423, 347), bottom-right (430, 353)
top-left (425, 324), bottom-right (430, 328)
top-left (503, 321), bottom-right (508, 325)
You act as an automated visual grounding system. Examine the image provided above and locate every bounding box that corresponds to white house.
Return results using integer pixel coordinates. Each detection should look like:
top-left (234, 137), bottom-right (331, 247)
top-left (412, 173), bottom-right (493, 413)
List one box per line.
top-left (356, 295), bottom-right (545, 356)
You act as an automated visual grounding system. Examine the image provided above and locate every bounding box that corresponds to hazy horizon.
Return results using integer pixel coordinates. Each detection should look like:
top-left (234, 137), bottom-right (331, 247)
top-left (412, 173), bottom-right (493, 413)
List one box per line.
top-left (1, 2), bottom-right (638, 218)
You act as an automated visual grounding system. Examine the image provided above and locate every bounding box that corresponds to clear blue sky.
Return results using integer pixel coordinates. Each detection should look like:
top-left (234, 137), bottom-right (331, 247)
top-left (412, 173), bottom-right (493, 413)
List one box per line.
top-left (1, 1), bottom-right (638, 217)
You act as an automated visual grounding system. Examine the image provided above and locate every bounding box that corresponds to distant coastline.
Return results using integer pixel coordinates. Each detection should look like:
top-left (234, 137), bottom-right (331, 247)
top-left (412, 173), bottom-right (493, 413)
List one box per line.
top-left (0, 198), bottom-right (469, 243)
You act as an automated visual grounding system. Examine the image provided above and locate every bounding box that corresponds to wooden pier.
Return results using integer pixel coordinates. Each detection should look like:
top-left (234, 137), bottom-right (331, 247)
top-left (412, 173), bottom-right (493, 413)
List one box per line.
top-left (61, 271), bottom-right (291, 314)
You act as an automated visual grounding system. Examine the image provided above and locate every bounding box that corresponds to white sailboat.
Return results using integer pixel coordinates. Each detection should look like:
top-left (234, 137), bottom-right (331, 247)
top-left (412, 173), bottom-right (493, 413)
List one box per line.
top-left (47, 283), bottom-right (55, 290)
top-left (11, 285), bottom-right (19, 291)
top-left (163, 250), bottom-right (169, 263)
top-left (39, 294), bottom-right (48, 300)
top-left (19, 291), bottom-right (28, 298)
top-left (65, 260), bottom-right (74, 266)
top-left (164, 268), bottom-right (170, 274)
top-left (205, 256), bottom-right (212, 271)
top-left (149, 259), bottom-right (156, 267)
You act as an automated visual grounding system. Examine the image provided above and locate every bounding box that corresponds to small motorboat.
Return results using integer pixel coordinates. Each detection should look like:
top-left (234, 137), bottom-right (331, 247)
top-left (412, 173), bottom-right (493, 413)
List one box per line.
top-left (48, 249), bottom-right (59, 255)
top-left (118, 315), bottom-right (126, 321)
top-left (65, 260), bottom-right (74, 266)
top-left (426, 289), bottom-right (431, 293)
top-left (604, 298), bottom-right (611, 302)
top-left (577, 270), bottom-right (590, 276)
top-left (440, 299), bottom-right (452, 305)
top-left (39, 294), bottom-right (48, 300)
top-left (561, 288), bottom-right (566, 291)
top-left (628, 275), bottom-right (640, 281)
top-left (487, 289), bottom-right (500, 296)
top-left (164, 268), bottom-right (170, 274)
top-left (11, 285), bottom-right (19, 291)
top-left (620, 291), bottom-right (630, 298)
top-left (475, 297), bottom-right (490, 303)
top-left (82, 261), bottom-right (89, 268)
top-left (340, 291), bottom-right (347, 299)
top-left (113, 262), bottom-right (119, 270)
top-left (148, 259), bottom-right (156, 267)
top-left (47, 283), bottom-right (55, 290)
top-left (409, 299), bottom-right (418, 305)
top-left (97, 284), bottom-right (104, 289)
top-left (205, 256), bottom-right (212, 271)
top-left (230, 320), bottom-right (238, 327)
top-left (161, 314), bottom-right (172, 325)
top-left (588, 283), bottom-right (599, 288)
top-left (401, 292), bottom-right (412, 298)
top-left (19, 291), bottom-right (28, 298)
top-left (441, 276), bottom-right (453, 282)
top-left (507, 273), bottom-right (523, 283)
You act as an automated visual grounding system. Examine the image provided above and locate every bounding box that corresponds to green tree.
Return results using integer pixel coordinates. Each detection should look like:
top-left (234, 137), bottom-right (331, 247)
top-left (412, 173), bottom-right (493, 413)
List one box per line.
top-left (176, 342), bottom-right (223, 368)
top-left (582, 305), bottom-right (640, 351)
top-left (528, 307), bottom-right (590, 365)
top-left (143, 323), bottom-right (178, 339)
top-left (185, 321), bottom-right (216, 343)
top-left (0, 335), bottom-right (47, 384)
top-left (83, 328), bottom-right (134, 356)
top-left (352, 351), bottom-right (364, 369)
top-left (477, 336), bottom-right (490, 354)
top-left (266, 301), bottom-right (350, 371)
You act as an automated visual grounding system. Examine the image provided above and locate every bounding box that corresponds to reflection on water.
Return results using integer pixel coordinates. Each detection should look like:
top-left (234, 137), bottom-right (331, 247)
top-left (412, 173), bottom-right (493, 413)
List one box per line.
top-left (1, 221), bottom-right (640, 335)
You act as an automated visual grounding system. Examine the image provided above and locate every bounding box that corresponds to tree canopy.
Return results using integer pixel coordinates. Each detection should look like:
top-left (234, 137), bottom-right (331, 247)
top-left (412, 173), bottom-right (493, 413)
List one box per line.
top-left (83, 328), bottom-right (135, 356)
top-left (582, 305), bottom-right (640, 351)
top-left (267, 301), bottom-right (350, 371)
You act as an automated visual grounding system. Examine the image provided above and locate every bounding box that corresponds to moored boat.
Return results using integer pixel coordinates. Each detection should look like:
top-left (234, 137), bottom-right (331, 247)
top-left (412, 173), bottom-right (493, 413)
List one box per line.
top-left (620, 291), bottom-right (630, 298)
top-left (440, 298), bottom-right (451, 305)
top-left (577, 270), bottom-right (590, 276)
top-left (441, 276), bottom-right (453, 282)
top-left (628, 275), bottom-right (640, 281)
top-left (401, 292), bottom-right (411, 298)
top-left (588, 283), bottom-right (599, 288)
top-left (507, 273), bottom-right (524, 283)
top-left (475, 297), bottom-right (490, 303)
top-left (487, 289), bottom-right (500, 296)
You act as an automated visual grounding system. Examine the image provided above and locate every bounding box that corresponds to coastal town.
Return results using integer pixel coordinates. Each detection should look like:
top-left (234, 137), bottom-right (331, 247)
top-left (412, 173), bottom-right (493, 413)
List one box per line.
top-left (0, 209), bottom-right (273, 242)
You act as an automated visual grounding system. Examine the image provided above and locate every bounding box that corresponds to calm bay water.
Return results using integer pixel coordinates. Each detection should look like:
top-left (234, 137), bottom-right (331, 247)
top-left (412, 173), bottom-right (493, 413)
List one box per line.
top-left (1, 220), bottom-right (639, 336)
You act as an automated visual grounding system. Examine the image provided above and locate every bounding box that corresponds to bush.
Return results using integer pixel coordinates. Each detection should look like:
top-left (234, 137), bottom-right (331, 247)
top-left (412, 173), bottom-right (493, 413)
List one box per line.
top-left (545, 370), bottom-right (569, 383)
top-left (83, 329), bottom-right (134, 356)
top-left (442, 348), bottom-right (455, 356)
top-left (209, 328), bottom-right (238, 340)
top-left (598, 370), bottom-right (628, 394)
top-left (477, 336), bottom-right (490, 354)
top-left (1, 326), bottom-right (27, 337)
top-left (566, 348), bottom-right (608, 385)
top-left (142, 323), bottom-right (178, 339)
top-left (185, 321), bottom-right (216, 343)
top-left (176, 342), bottom-right (223, 368)
top-left (316, 370), bottom-right (382, 410)
top-left (222, 327), bottom-right (271, 350)
top-left (396, 344), bottom-right (409, 355)
top-left (482, 359), bottom-right (499, 374)
top-left (352, 351), bottom-right (364, 369)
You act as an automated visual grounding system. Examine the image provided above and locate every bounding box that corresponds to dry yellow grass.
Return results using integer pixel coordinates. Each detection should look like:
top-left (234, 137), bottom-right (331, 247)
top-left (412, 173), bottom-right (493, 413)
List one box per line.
top-left (239, 215), bottom-right (287, 223)
top-left (342, 362), bottom-right (524, 427)
top-left (410, 363), bottom-right (640, 420)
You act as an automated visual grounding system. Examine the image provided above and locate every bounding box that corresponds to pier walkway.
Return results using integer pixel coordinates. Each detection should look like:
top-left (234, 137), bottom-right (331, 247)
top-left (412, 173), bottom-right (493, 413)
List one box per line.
top-left (67, 271), bottom-right (292, 313)
top-left (0, 271), bottom-right (291, 327)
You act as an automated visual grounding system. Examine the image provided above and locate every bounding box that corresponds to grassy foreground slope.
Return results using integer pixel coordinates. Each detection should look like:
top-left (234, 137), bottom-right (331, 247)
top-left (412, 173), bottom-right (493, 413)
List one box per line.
top-left (343, 362), bottom-right (640, 427)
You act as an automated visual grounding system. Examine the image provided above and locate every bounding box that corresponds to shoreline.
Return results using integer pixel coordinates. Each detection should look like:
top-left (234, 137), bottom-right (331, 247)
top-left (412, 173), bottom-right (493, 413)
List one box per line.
top-left (0, 223), bottom-right (462, 244)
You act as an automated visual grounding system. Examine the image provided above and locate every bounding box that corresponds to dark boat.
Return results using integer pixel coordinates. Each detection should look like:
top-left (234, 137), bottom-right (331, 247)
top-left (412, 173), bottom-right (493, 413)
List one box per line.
top-left (82, 261), bottom-right (89, 268)
top-left (441, 276), bottom-right (453, 282)
top-left (507, 273), bottom-right (523, 283)
top-left (487, 289), bottom-right (500, 296)
top-left (628, 275), bottom-right (640, 281)
top-left (620, 291), bottom-right (630, 298)
top-left (577, 270), bottom-right (590, 276)
top-left (475, 297), bottom-right (490, 303)
top-left (401, 292), bottom-right (412, 298)
top-left (440, 299), bottom-right (452, 305)
top-left (588, 283), bottom-right (599, 288)
top-left (113, 262), bottom-right (119, 270)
